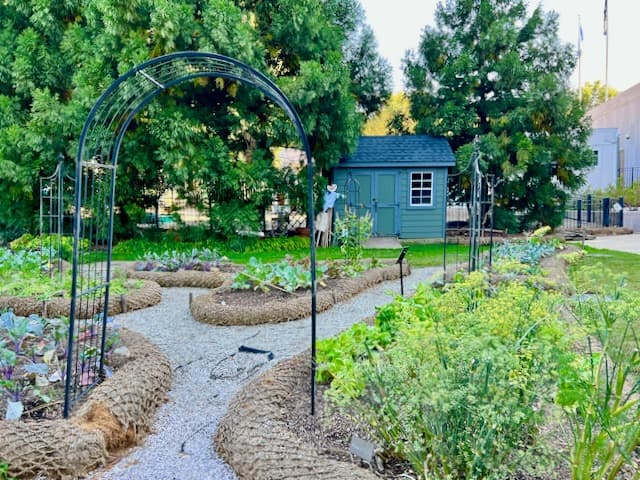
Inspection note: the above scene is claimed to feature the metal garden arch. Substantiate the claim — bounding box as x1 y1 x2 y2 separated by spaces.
65 52 318 417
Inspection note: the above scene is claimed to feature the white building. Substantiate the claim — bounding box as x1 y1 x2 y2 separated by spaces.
588 83 640 186
586 127 619 190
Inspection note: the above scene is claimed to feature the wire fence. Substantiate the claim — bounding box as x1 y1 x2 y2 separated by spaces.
138 190 307 236
562 194 624 231
617 167 640 187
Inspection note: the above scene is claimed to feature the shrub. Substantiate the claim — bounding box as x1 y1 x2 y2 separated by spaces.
558 276 640 480
319 273 569 479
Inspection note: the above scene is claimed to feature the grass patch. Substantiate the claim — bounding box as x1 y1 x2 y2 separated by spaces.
110 235 470 268
569 245 640 377
569 245 640 290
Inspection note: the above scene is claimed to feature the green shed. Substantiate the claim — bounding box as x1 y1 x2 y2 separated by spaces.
331 135 455 239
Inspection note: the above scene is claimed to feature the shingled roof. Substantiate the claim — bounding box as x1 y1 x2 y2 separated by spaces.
338 135 456 168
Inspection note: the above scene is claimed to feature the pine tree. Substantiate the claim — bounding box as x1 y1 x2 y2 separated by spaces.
405 0 594 230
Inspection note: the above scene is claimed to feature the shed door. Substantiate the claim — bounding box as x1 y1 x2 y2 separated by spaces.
374 172 399 236
352 173 372 219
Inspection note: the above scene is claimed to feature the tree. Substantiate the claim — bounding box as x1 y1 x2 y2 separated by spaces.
404 0 594 230
580 80 618 111
363 92 416 135
0 0 391 241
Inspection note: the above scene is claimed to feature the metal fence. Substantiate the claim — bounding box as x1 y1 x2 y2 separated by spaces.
617 167 640 187
562 194 624 231
139 189 307 236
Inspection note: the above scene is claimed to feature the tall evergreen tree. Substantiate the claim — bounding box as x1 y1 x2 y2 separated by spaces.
0 0 390 240
404 0 594 230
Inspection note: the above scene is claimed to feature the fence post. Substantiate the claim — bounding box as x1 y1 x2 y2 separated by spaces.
618 196 624 227
576 199 582 228
602 197 610 227
586 194 592 223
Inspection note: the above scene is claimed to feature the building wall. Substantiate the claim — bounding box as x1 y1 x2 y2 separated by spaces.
589 83 640 180
585 127 619 190
398 167 448 239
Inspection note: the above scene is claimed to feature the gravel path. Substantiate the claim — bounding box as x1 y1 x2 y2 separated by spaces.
87 266 440 480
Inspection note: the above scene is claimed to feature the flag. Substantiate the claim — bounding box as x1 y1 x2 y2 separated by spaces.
604 0 608 35
578 19 584 57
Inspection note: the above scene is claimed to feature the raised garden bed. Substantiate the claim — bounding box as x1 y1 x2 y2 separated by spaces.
190 261 409 325
0 329 171 479
125 248 234 288
126 269 229 289
216 240 640 480
215 354 378 480
0 279 162 319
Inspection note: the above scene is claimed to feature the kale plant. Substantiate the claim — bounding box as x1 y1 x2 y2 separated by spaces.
0 311 121 421
135 248 225 272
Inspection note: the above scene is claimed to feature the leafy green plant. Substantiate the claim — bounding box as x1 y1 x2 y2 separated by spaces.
135 248 225 272
334 207 372 274
320 272 569 479
9 233 89 262
493 226 558 275
0 311 121 421
0 247 141 300
0 462 16 480
231 257 326 293
316 322 392 401
558 278 640 480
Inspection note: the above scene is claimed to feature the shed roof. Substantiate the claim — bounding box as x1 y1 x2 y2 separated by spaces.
337 135 456 168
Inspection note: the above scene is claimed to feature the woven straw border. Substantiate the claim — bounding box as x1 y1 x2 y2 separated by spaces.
215 354 377 480
0 329 171 480
0 280 162 319
127 269 227 288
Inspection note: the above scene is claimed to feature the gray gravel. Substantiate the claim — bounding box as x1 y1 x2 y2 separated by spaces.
87 267 440 480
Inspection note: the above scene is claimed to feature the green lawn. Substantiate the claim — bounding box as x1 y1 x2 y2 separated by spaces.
569 245 640 291
569 245 640 370
110 236 471 268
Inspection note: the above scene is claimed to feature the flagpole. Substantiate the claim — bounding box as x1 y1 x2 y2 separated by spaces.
578 15 582 102
604 0 609 101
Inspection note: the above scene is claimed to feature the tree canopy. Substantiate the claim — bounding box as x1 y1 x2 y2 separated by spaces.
580 80 618 111
0 0 391 240
363 92 416 136
404 0 594 230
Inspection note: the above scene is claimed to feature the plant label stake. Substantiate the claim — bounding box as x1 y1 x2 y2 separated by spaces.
396 247 408 296
350 435 375 465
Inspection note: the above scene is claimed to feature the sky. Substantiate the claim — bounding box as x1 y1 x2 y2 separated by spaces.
359 0 640 94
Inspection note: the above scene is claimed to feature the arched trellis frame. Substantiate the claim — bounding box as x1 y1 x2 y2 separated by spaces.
65 52 318 417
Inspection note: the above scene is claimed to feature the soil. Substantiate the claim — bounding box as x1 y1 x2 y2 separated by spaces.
281 375 412 478
206 276 358 309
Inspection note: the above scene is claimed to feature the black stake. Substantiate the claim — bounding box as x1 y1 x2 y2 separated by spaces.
396 247 408 297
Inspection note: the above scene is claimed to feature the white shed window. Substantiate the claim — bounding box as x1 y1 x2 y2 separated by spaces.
410 171 433 206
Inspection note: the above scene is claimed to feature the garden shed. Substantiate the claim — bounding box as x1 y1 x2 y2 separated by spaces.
332 135 456 239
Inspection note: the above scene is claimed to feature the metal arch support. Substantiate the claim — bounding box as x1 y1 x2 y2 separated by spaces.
66 52 319 417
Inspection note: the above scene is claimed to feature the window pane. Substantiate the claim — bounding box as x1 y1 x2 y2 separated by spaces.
410 171 432 205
